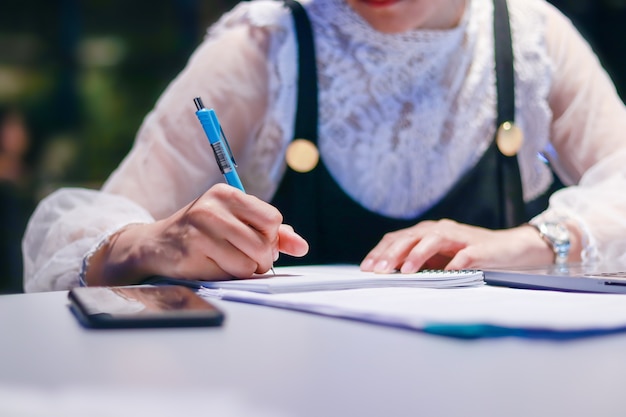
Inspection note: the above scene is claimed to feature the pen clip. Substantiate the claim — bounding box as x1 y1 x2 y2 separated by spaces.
219 126 237 167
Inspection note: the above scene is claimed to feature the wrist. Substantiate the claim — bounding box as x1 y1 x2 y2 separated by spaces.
84 223 153 287
516 224 556 265
526 220 583 265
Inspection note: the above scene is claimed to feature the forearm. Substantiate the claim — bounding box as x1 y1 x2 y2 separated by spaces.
23 188 155 292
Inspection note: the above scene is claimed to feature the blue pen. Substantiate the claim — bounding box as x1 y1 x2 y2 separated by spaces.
193 96 275 274
193 96 245 191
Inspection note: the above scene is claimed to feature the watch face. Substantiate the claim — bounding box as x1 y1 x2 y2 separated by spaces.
543 223 569 244
538 222 571 265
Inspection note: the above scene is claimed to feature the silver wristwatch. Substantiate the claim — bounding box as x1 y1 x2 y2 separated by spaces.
534 222 571 265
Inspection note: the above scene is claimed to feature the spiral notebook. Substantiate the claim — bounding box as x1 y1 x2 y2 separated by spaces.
147 265 484 294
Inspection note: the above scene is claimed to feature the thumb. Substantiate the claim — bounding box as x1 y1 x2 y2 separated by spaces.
277 224 309 258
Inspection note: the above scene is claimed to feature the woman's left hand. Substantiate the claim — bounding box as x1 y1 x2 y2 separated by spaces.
360 219 558 273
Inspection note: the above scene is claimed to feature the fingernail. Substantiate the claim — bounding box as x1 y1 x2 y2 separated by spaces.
273 249 279 261
374 260 389 273
360 258 374 271
400 261 415 274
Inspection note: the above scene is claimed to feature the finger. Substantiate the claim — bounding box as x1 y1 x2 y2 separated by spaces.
374 226 443 273
399 232 448 273
400 227 472 273
221 210 277 272
187 213 273 277
445 247 480 270
191 190 277 272
372 234 421 273
168 236 258 281
194 231 260 279
421 253 453 270
360 232 404 272
360 221 439 272
228 235 275 274
222 192 285 270
277 224 309 258
220 186 283 238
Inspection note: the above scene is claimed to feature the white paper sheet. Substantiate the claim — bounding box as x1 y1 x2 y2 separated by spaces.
199 282 626 338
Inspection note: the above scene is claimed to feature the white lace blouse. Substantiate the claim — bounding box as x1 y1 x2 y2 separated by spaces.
23 0 626 291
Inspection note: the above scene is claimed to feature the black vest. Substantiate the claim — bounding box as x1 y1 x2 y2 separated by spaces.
271 0 561 265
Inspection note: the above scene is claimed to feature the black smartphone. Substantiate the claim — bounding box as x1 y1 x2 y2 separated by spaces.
68 285 225 329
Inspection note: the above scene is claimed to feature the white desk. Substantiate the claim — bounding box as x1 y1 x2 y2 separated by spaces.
2 290 626 417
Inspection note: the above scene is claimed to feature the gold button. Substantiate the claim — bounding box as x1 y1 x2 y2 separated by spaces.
496 121 524 157
285 138 319 173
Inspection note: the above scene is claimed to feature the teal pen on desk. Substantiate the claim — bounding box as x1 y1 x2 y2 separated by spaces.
193 96 245 191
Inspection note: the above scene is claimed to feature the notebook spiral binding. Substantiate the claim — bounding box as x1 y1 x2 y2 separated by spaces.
418 269 482 274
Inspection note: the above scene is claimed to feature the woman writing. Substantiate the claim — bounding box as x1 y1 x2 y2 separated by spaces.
23 0 626 291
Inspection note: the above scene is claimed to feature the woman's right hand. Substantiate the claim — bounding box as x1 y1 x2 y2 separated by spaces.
85 183 309 286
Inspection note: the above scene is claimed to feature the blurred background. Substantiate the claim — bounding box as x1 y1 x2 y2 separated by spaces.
1 0 625 294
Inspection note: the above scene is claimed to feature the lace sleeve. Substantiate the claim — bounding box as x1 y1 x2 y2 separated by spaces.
22 1 292 292
22 189 154 292
537 3 626 263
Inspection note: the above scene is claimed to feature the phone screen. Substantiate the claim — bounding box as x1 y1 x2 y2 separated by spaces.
69 285 224 328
